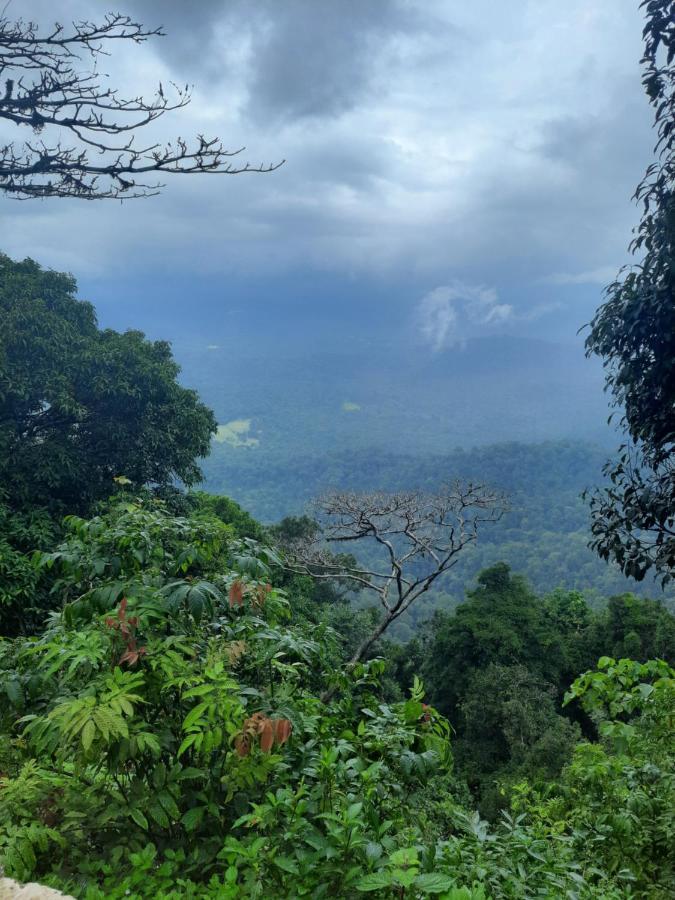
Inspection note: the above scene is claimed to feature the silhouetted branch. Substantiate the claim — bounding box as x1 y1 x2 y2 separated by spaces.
284 484 507 700
0 13 283 199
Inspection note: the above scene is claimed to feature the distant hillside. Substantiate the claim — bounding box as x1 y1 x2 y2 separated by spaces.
200 440 675 637
177 335 614 459
174 334 670 633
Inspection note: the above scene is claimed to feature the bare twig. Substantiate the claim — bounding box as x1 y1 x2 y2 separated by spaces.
0 13 283 199
283 485 507 701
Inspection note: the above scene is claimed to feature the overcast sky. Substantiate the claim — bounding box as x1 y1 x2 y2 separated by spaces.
0 0 654 352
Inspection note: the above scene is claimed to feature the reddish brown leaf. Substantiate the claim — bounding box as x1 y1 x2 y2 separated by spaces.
260 719 274 753
118 598 128 619
234 734 250 757
248 712 266 734
119 648 139 667
273 719 292 746
229 581 244 608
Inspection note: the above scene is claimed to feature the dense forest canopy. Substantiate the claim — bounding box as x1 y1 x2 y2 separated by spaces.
0 252 217 513
0 2 674 899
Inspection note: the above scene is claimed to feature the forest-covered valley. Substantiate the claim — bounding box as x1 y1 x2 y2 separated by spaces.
1 3 675 899
201 440 675 636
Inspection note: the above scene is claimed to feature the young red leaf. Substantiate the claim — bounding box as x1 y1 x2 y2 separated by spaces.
119 648 139 666
260 719 274 753
234 734 250 757
229 581 244 608
273 719 292 746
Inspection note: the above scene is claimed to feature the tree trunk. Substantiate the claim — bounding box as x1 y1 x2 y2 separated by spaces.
320 610 394 703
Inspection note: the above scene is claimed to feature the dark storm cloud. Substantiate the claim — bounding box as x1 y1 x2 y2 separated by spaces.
127 0 240 80
0 0 657 345
129 0 433 125
240 1 424 123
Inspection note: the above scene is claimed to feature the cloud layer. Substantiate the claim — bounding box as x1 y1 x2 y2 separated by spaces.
0 0 655 341
418 283 513 351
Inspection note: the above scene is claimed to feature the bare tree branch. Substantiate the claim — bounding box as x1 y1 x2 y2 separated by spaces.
282 484 507 701
0 13 283 199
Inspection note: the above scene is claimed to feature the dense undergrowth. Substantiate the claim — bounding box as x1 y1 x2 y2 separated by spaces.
0 499 673 898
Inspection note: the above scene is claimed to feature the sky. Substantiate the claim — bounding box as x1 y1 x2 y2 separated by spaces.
0 0 655 354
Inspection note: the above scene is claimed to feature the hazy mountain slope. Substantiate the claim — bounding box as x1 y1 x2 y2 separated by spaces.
174 333 673 629
178 335 613 459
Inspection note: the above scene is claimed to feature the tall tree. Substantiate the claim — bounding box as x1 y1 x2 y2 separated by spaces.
585 0 675 583
0 12 281 199
285 487 505 699
422 564 564 720
0 252 217 512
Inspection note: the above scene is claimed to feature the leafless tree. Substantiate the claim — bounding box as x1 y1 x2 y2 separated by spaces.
0 12 282 199
284 484 506 699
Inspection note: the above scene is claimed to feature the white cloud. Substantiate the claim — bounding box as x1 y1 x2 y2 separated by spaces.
417 282 513 351
543 266 620 286
521 300 565 321
417 287 459 351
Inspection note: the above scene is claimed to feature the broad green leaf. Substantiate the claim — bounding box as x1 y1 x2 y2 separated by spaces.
355 873 393 892
414 873 457 894
81 719 96 751
182 701 209 731
129 808 149 830
274 856 299 874
181 806 205 832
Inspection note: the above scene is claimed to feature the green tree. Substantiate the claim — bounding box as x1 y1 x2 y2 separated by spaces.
590 592 675 663
585 0 675 583
458 664 579 818
422 564 564 721
192 492 266 542
0 252 217 514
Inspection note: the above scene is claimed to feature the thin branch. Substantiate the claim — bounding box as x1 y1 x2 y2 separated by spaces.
0 13 283 199
281 485 507 702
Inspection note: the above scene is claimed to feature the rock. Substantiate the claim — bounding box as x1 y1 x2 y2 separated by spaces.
0 879 75 900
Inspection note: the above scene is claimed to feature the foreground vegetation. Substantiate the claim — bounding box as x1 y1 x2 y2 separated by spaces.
0 497 673 898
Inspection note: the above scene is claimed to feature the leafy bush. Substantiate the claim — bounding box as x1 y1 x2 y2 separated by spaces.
1 500 673 898
0 501 452 897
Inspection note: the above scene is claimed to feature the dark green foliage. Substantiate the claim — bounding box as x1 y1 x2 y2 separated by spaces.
0 497 57 636
0 501 673 897
458 664 580 818
415 563 675 819
0 253 216 514
600 592 675 661
585 1 675 584
422 565 564 720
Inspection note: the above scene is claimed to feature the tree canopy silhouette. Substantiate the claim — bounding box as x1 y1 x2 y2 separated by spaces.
586 0 675 583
